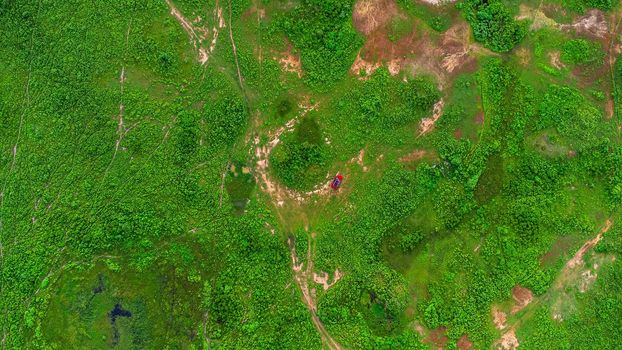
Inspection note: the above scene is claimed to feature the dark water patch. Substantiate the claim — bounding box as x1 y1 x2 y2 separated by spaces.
92 273 105 295
109 303 132 346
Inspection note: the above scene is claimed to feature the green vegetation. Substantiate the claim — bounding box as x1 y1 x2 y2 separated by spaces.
460 0 529 52
2 1 622 349
561 39 604 66
278 0 363 89
271 116 330 191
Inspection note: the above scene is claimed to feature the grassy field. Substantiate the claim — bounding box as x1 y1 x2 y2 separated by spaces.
2 0 622 349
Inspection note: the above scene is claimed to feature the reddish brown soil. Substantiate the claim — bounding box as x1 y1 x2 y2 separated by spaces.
565 219 612 269
453 129 463 139
492 306 507 330
351 0 478 83
423 326 449 347
457 334 473 350
474 111 485 125
511 285 534 314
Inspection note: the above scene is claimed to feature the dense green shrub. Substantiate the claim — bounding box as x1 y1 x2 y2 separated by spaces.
279 0 363 89
271 117 329 191
460 0 528 52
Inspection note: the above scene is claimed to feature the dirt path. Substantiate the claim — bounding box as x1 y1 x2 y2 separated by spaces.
492 219 614 347
165 0 225 65
564 219 611 269
228 0 244 91
288 235 343 350
252 100 328 208
418 99 444 136
104 20 132 175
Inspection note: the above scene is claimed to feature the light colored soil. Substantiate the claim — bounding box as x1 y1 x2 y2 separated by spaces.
562 9 608 39
515 47 531 67
418 99 444 136
550 220 614 321
606 95 614 119
352 0 398 36
439 22 475 74
351 1 480 85
492 306 507 330
351 52 382 79
548 51 565 70
165 0 225 65
566 219 611 269
510 285 533 314
497 328 519 350
288 235 343 350
419 0 456 4
457 334 473 350
276 41 303 78
253 99 331 208
579 269 598 292
313 269 344 290
348 149 369 171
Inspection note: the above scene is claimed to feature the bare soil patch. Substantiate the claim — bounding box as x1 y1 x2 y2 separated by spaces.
457 334 473 350
423 326 449 348
510 285 533 314
515 47 531 66
351 0 479 84
288 235 343 350
419 0 456 4
497 328 519 350
566 219 611 269
276 40 303 78
562 10 608 39
348 148 369 172
351 52 382 79
313 269 344 290
419 99 444 136
352 0 398 36
548 51 565 70
492 306 507 330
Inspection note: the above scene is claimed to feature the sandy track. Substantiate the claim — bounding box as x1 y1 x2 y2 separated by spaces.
288 236 343 350
165 0 225 65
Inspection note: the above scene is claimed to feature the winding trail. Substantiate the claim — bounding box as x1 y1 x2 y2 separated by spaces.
288 235 343 350
104 19 132 176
